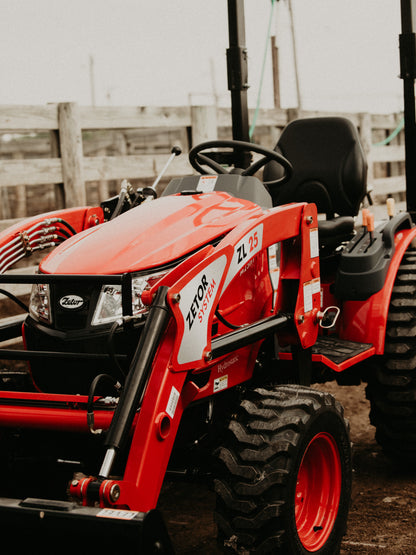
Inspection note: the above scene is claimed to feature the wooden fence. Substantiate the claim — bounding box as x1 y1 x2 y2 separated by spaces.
0 103 406 224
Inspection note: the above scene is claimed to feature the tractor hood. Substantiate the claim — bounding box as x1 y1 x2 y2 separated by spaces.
40 192 263 275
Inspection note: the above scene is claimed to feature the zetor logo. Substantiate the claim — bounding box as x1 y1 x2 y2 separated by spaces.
59 294 84 310
185 274 217 331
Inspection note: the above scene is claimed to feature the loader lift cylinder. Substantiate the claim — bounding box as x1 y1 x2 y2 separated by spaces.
101 286 171 478
400 0 416 220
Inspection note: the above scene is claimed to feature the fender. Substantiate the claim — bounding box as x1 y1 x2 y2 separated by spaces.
340 225 416 352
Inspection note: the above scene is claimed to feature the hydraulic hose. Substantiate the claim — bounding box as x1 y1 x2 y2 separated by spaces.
110 180 129 220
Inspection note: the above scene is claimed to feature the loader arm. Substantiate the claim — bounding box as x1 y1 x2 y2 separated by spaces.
78 201 321 512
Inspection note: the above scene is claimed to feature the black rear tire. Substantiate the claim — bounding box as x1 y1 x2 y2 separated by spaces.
214 384 351 554
366 247 416 462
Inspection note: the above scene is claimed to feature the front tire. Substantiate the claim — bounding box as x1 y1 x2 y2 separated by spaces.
214 385 352 554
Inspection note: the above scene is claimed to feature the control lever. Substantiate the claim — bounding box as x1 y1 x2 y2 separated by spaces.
149 145 182 193
387 197 395 219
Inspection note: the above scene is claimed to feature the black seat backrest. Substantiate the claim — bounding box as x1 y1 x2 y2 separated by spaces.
263 117 367 218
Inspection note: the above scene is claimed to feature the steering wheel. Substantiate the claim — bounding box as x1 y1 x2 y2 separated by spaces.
188 139 293 187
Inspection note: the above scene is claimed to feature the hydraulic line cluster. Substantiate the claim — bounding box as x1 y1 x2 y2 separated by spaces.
0 218 76 274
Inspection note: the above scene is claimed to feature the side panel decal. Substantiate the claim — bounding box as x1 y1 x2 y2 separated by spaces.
175 254 228 365
223 223 263 291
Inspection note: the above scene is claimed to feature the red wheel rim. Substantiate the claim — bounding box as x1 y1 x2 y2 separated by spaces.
295 432 342 552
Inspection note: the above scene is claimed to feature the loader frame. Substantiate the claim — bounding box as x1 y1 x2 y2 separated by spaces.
0 201 320 511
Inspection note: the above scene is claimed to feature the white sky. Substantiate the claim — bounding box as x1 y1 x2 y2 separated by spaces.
0 0 404 113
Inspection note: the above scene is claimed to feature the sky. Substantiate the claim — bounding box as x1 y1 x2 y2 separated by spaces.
0 0 404 114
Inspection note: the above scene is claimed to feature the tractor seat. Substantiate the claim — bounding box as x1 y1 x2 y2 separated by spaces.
263 117 367 250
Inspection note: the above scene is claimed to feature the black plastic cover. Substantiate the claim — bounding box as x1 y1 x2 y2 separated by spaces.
162 174 273 209
334 212 413 300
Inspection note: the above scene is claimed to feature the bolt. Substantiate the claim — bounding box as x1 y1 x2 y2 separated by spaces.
204 351 213 362
172 293 181 304
306 216 314 225
298 314 304 324
109 483 121 503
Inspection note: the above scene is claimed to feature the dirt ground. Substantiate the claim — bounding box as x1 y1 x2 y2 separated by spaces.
159 382 416 554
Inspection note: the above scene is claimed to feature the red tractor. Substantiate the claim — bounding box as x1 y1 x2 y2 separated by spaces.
0 1 414 554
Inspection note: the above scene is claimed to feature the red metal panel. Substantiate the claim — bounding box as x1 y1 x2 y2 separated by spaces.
340 226 416 352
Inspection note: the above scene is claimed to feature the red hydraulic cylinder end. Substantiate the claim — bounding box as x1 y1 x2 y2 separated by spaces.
70 477 121 507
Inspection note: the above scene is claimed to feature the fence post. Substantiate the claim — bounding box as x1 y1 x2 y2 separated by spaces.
358 112 374 186
13 152 27 218
287 108 301 123
50 130 65 209
58 102 86 207
190 105 218 147
97 147 110 201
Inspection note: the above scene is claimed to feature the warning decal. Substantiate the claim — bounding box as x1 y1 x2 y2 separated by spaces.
196 175 218 192
97 509 139 520
303 277 320 313
166 386 180 418
213 374 228 393
310 228 319 259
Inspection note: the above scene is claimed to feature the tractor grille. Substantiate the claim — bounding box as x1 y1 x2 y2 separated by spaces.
52 282 97 331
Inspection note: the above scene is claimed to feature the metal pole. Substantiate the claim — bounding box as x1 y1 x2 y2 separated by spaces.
271 36 281 109
400 0 416 219
89 54 96 107
288 0 302 110
227 0 251 166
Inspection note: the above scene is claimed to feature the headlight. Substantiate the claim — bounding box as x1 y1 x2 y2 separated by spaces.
91 272 166 326
29 283 52 324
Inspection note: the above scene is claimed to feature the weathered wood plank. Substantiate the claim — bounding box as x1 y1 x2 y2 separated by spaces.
371 113 404 129
0 104 408 213
0 105 58 130
79 106 192 130
0 154 192 187
246 108 288 128
373 176 405 196
191 105 218 146
58 102 86 206
0 152 407 189
82 154 192 182
0 104 403 134
0 159 62 186
371 145 405 163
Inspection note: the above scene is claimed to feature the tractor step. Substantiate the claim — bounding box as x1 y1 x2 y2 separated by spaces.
279 336 375 372
311 336 373 364
0 497 174 554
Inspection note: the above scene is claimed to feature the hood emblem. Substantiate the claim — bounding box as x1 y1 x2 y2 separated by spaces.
59 294 84 310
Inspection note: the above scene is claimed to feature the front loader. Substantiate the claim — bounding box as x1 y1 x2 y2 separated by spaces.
0 1 415 554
